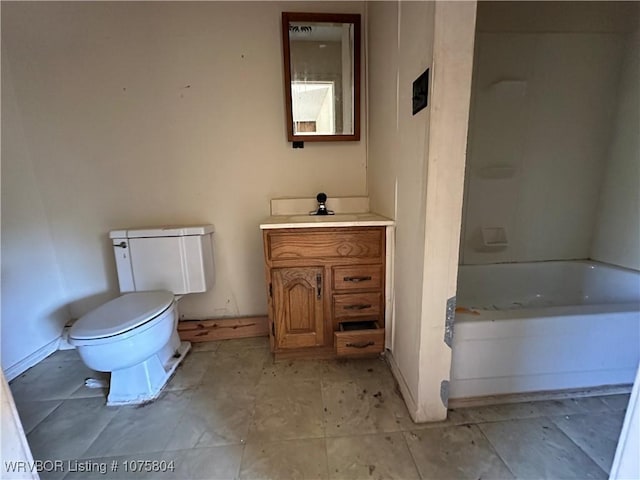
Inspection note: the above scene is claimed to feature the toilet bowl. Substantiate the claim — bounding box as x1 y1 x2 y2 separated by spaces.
69 290 190 406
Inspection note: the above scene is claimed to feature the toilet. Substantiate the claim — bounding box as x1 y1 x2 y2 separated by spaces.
69 225 214 406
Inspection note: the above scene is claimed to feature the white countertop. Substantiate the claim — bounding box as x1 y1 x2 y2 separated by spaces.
260 212 395 230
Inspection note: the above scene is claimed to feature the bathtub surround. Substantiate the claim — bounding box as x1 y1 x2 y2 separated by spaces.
460 2 638 266
591 26 640 271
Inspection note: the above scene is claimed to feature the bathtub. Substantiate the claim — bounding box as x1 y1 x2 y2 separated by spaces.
450 261 640 399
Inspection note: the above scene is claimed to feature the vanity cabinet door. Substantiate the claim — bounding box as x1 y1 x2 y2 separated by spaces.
272 267 325 349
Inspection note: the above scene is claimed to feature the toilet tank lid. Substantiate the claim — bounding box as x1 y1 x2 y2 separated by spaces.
110 224 214 239
69 291 175 340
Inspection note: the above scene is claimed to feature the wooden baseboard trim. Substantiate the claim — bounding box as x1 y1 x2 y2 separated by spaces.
178 316 269 342
448 383 633 409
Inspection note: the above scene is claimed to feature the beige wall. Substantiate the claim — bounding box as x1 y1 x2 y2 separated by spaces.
1 51 70 372
368 1 476 421
460 2 631 265
368 0 435 413
591 26 640 271
1 1 366 371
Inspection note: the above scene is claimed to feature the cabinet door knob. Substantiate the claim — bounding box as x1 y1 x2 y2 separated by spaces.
316 273 322 299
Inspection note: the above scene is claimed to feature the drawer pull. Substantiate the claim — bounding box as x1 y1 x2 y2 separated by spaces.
344 304 372 311
346 341 375 349
343 275 372 283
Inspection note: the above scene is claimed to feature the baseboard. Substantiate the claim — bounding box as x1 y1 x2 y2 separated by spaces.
385 350 421 422
449 383 633 409
178 316 269 342
4 337 61 381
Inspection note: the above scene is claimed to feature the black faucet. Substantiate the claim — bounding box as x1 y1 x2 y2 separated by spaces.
310 192 335 215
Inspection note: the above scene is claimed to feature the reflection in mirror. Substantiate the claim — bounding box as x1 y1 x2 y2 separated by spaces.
282 13 360 142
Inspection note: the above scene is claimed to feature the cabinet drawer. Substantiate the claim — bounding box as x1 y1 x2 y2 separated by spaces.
333 292 381 318
267 229 383 261
335 321 384 357
333 265 383 291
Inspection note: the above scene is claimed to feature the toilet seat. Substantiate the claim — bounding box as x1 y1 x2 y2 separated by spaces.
70 291 174 342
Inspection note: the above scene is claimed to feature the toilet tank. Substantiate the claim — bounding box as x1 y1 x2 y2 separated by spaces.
110 225 214 294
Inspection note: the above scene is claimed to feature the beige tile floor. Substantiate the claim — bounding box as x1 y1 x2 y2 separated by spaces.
9 337 629 480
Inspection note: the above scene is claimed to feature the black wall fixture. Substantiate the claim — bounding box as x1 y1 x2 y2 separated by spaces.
412 68 430 115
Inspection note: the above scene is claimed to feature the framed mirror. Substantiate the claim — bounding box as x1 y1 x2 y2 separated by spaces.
282 12 361 142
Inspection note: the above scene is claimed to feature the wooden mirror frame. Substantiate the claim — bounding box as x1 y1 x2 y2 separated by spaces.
282 12 361 142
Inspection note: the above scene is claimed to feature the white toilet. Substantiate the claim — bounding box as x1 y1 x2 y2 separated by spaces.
69 225 214 406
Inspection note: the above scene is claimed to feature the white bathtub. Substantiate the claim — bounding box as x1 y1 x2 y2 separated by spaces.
450 261 640 399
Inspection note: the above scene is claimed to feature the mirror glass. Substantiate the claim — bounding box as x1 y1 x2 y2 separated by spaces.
282 13 361 141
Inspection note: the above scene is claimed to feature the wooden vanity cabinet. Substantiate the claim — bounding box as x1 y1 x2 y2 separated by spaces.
262 227 386 359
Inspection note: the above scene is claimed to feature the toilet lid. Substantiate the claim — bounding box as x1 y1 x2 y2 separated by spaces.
70 291 174 340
